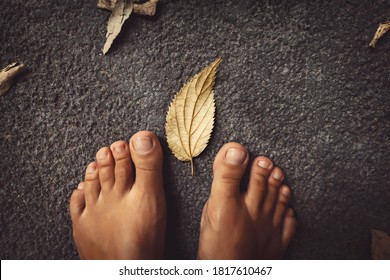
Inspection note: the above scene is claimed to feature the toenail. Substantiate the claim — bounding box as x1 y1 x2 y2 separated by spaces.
225 148 246 165
134 137 153 153
258 159 270 169
87 165 96 173
113 143 125 153
97 150 109 159
281 187 290 197
77 182 84 190
273 169 283 180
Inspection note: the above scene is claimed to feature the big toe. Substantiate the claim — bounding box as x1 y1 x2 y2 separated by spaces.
129 131 163 191
210 142 249 200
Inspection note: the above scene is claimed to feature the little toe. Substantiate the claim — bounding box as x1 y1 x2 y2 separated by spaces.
210 142 249 200
262 167 284 216
281 208 297 250
245 156 273 213
69 182 86 222
96 147 115 194
110 141 133 193
84 162 101 205
273 185 291 230
129 131 163 191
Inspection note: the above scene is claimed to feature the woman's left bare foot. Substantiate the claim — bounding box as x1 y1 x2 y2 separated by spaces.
69 131 166 259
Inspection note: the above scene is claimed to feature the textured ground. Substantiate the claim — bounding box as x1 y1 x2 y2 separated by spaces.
0 0 389 259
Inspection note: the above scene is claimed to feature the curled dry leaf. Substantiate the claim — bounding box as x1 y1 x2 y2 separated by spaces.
0 62 27 96
98 0 158 54
103 0 134 55
371 229 390 260
165 58 222 176
369 21 390 48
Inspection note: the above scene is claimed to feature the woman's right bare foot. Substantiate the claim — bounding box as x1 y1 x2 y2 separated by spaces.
197 143 297 259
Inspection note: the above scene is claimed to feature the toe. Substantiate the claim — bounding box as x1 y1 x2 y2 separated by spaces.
84 162 101 205
245 156 273 214
69 183 86 221
281 208 297 250
96 147 115 194
110 141 133 193
210 142 248 200
262 167 284 216
129 131 163 191
272 185 291 230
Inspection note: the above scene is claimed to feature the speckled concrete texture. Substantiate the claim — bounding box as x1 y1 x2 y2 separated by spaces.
0 0 389 259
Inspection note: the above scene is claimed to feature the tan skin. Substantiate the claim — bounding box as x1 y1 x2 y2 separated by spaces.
70 131 296 259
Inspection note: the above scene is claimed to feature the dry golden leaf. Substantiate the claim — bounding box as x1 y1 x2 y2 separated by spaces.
0 62 27 96
165 58 222 176
369 21 390 48
98 0 158 54
371 229 390 260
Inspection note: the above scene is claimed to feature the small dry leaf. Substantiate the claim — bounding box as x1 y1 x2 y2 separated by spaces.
98 0 158 54
369 21 390 48
0 62 27 96
165 58 222 176
133 0 158 16
97 0 117 10
371 229 390 260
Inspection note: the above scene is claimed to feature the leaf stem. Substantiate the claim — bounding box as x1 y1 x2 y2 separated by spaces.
191 158 194 176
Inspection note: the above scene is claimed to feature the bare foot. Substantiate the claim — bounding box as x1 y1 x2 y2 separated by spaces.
197 143 297 259
69 131 166 259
